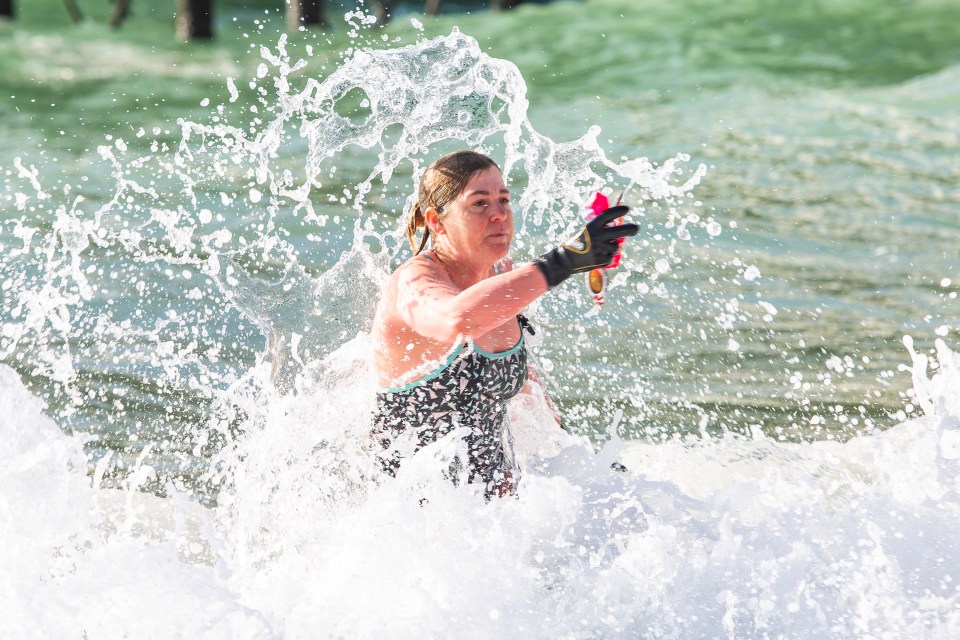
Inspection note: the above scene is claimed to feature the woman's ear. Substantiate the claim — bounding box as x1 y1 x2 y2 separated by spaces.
424 206 443 235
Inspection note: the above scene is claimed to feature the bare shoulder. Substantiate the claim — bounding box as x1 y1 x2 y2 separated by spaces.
373 258 430 343
393 253 448 287
377 254 453 326
392 254 462 306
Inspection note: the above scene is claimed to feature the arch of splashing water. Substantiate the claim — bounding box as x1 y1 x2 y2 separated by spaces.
177 28 704 223
174 27 708 374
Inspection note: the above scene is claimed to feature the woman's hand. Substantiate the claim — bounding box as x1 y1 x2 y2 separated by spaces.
534 206 638 288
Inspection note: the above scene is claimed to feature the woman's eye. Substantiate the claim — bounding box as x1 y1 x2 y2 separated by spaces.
500 198 511 207
473 200 488 209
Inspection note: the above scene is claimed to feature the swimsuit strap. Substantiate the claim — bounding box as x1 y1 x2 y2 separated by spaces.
517 313 535 336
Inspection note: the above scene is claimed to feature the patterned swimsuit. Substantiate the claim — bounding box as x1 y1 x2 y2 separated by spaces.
372 321 529 496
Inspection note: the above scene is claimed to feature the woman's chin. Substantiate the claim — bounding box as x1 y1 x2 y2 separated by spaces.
486 241 511 261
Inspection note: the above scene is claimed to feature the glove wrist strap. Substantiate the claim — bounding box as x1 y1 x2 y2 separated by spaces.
534 250 572 289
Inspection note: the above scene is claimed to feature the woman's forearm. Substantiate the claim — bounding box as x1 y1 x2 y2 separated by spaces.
447 263 548 338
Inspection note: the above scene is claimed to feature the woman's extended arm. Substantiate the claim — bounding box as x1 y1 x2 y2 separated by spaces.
393 205 639 345
394 261 548 344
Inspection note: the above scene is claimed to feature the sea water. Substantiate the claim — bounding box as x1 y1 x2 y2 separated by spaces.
2 0 960 637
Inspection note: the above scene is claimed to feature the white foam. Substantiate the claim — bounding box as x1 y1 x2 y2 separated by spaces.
4 338 960 637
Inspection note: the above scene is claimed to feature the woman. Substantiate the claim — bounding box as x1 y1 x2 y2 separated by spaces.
371 150 637 497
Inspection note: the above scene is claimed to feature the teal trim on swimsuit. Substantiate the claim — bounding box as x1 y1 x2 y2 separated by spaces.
382 343 467 394
473 333 524 359
380 333 525 394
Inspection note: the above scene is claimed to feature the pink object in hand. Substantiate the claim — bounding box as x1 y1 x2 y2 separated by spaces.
585 192 624 268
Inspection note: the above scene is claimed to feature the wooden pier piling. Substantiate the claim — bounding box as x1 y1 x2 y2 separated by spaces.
175 0 214 40
109 0 131 28
286 0 326 30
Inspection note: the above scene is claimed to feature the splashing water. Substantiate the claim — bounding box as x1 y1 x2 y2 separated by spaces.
3 22 960 638
4 333 960 637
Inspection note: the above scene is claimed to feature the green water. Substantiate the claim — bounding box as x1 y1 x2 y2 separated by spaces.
3 0 960 460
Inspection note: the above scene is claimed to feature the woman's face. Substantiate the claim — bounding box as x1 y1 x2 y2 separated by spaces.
437 166 513 265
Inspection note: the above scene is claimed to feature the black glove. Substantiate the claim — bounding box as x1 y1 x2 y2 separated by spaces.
534 206 639 288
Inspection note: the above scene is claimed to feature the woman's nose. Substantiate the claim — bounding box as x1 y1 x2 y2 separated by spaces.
490 201 509 221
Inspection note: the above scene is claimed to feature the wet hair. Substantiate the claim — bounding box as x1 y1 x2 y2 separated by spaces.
405 150 500 255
